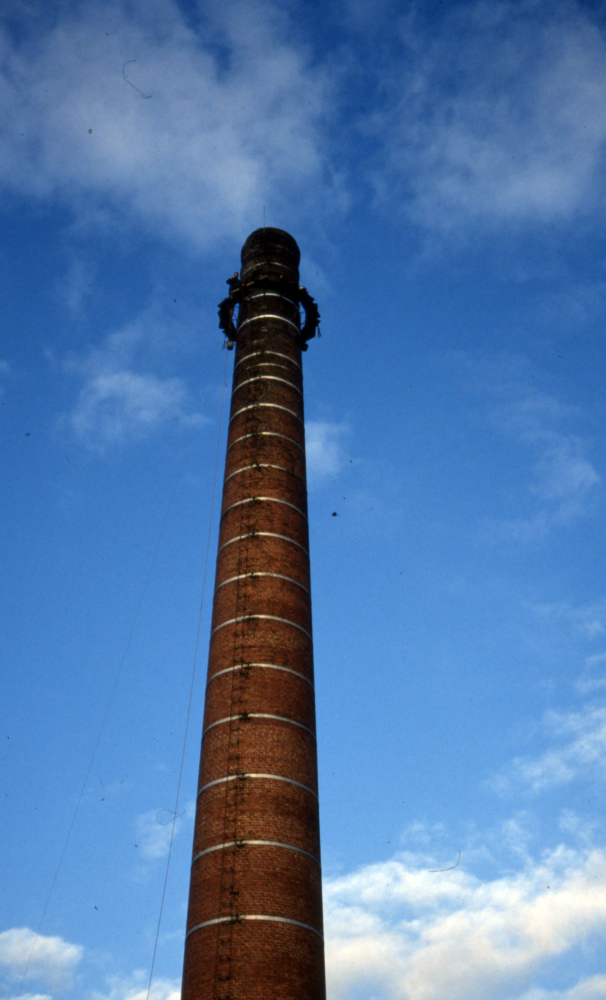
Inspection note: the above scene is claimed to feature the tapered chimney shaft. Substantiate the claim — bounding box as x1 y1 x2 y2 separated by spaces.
182 229 326 1000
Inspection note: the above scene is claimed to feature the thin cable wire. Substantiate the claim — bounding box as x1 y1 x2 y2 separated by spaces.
17 452 190 998
144 348 230 1000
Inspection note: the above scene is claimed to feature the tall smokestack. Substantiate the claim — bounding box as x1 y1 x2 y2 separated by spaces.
182 229 325 1000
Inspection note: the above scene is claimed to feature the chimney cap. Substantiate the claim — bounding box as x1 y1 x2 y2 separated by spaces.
241 228 301 271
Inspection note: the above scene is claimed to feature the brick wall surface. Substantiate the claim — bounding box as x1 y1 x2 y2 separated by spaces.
181 230 326 1000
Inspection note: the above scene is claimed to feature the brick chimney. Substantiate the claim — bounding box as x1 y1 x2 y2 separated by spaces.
181 228 325 1000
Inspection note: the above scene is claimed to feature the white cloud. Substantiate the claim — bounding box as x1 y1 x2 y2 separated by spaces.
0 927 83 991
92 974 180 1000
324 843 606 1000
63 307 207 449
380 1 606 232
135 800 194 860
490 597 606 793
305 420 349 481
495 703 606 793
460 355 601 541
576 653 606 695
497 431 600 542
519 976 606 1000
3 994 52 1000
0 0 338 248
70 369 203 448
534 599 606 640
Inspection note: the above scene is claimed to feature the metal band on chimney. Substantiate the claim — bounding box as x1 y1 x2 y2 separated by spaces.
222 496 307 520
186 915 323 941
233 374 302 395
215 572 310 595
198 773 318 800
224 464 304 484
191 840 320 866
206 663 314 689
211 615 312 640
228 432 305 454
249 292 296 306
217 532 309 555
230 403 303 424
238 315 301 334
235 350 301 371
202 713 316 740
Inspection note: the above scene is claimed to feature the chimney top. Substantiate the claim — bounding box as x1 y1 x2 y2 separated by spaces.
242 227 300 266
240 228 300 285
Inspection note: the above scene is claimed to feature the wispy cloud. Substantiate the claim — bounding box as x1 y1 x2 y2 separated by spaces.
305 420 349 482
576 653 606 695
518 977 606 1000
91 974 180 1000
0 0 338 248
491 595 606 792
459 354 600 541
69 370 204 449
495 432 600 542
56 258 96 316
4 0 606 253
3 994 52 1000
135 800 194 861
533 598 606 640
378 0 606 233
324 842 606 1000
62 307 207 450
0 359 11 394
0 927 82 992
494 703 606 793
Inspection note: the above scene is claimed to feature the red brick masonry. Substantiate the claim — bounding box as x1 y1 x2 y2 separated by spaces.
182 230 326 1000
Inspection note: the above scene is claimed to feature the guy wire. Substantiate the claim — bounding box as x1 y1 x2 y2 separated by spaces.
17 450 188 997
144 347 230 1000
18 348 223 998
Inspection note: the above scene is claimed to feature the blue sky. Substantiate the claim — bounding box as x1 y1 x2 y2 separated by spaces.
3 0 606 998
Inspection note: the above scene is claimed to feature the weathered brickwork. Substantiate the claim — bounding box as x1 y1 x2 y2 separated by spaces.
203 669 316 733
192 779 321 858
187 848 323 927
208 621 313 681
186 923 325 1000
182 229 326 1000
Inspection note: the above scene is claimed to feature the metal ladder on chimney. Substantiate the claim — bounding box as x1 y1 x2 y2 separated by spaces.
214 391 265 999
